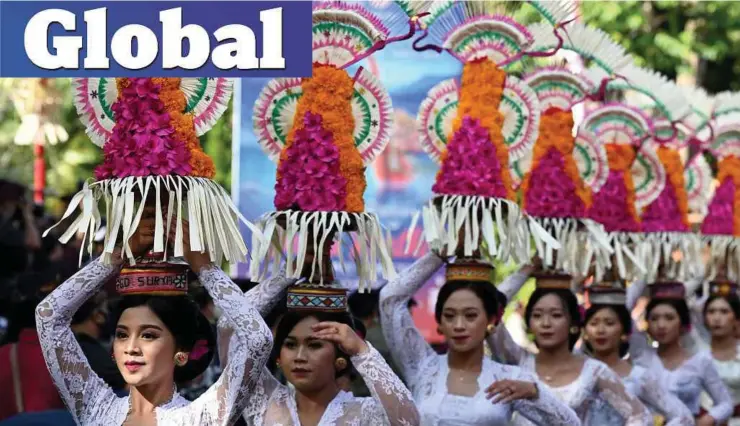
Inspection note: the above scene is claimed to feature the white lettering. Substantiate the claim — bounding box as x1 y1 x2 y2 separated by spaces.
111 24 158 70
160 8 210 70
25 9 82 69
83 8 109 69
212 25 258 70
259 7 285 69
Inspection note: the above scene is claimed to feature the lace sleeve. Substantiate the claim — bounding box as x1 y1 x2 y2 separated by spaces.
637 368 693 426
593 362 652 426
353 344 420 426
487 317 527 364
506 366 582 426
496 269 531 301
699 353 734 422
217 270 295 366
189 266 273 426
34 259 121 424
379 253 444 388
626 279 647 311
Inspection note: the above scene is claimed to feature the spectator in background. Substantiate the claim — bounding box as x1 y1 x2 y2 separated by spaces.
70 291 126 393
0 273 65 421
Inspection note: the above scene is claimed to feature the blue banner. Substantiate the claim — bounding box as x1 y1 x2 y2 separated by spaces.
0 1 312 77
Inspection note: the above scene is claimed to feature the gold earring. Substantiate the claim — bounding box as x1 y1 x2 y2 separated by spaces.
335 358 348 371
486 324 495 335
569 326 579 334
174 352 189 367
621 335 628 342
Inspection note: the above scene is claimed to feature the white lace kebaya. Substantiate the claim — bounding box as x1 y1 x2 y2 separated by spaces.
489 274 653 426
378 254 581 426
35 259 273 426
628 279 734 423
220 271 421 426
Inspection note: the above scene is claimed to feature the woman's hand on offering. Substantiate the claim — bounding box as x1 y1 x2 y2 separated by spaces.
485 379 539 404
311 321 369 356
128 213 156 259
175 219 212 273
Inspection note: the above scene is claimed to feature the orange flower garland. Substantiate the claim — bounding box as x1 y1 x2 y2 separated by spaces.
521 109 592 210
656 146 690 228
279 65 364 212
444 59 514 200
605 143 640 225
717 156 740 235
152 78 215 178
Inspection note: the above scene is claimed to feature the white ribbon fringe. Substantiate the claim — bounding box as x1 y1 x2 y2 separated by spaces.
409 195 530 264
704 235 740 282
43 176 261 266
527 217 613 279
249 210 396 292
636 232 703 283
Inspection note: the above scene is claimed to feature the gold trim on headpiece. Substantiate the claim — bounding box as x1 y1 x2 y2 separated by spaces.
534 273 572 290
286 285 348 312
709 281 738 298
446 263 494 283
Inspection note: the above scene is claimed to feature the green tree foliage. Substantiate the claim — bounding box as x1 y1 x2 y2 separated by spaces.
581 1 740 93
0 80 233 215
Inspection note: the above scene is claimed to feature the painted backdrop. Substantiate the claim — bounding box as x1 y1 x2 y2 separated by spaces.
232 17 461 344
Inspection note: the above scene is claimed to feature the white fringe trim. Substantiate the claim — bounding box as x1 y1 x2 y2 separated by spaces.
406 194 530 264
704 235 740 282
592 232 646 282
249 210 396 291
527 217 613 279
43 176 260 266
636 232 703 283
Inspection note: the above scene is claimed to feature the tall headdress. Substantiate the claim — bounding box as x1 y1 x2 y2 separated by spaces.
700 94 740 283
410 0 578 264
603 65 704 283
45 78 251 271
507 19 634 281
251 1 423 307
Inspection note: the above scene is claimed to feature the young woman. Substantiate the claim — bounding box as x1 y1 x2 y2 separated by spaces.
36 217 273 425
700 291 740 423
220 270 420 426
378 253 582 425
581 297 693 425
489 280 652 425
629 280 734 425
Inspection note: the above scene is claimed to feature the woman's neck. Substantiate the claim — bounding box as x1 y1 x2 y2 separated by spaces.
447 344 484 372
295 383 341 419
656 338 683 358
593 349 622 369
129 381 175 414
535 343 572 365
711 333 738 355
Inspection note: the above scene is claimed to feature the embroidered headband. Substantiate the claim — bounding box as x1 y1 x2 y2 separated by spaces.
445 262 494 283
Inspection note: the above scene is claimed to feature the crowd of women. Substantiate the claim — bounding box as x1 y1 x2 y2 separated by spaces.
31 1 740 425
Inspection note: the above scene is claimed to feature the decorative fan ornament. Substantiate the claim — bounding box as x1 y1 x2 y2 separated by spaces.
632 145 667 213
254 68 393 165
250 2 424 291
685 154 713 218
574 129 609 193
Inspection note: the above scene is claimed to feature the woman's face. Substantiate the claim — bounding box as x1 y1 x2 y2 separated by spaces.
279 316 339 393
705 298 737 338
438 288 492 353
113 306 177 387
529 293 571 350
584 307 624 356
647 303 682 345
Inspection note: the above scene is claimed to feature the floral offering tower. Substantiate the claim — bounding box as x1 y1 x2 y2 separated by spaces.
411 0 579 265
45 77 252 268
701 104 740 284
251 1 426 298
